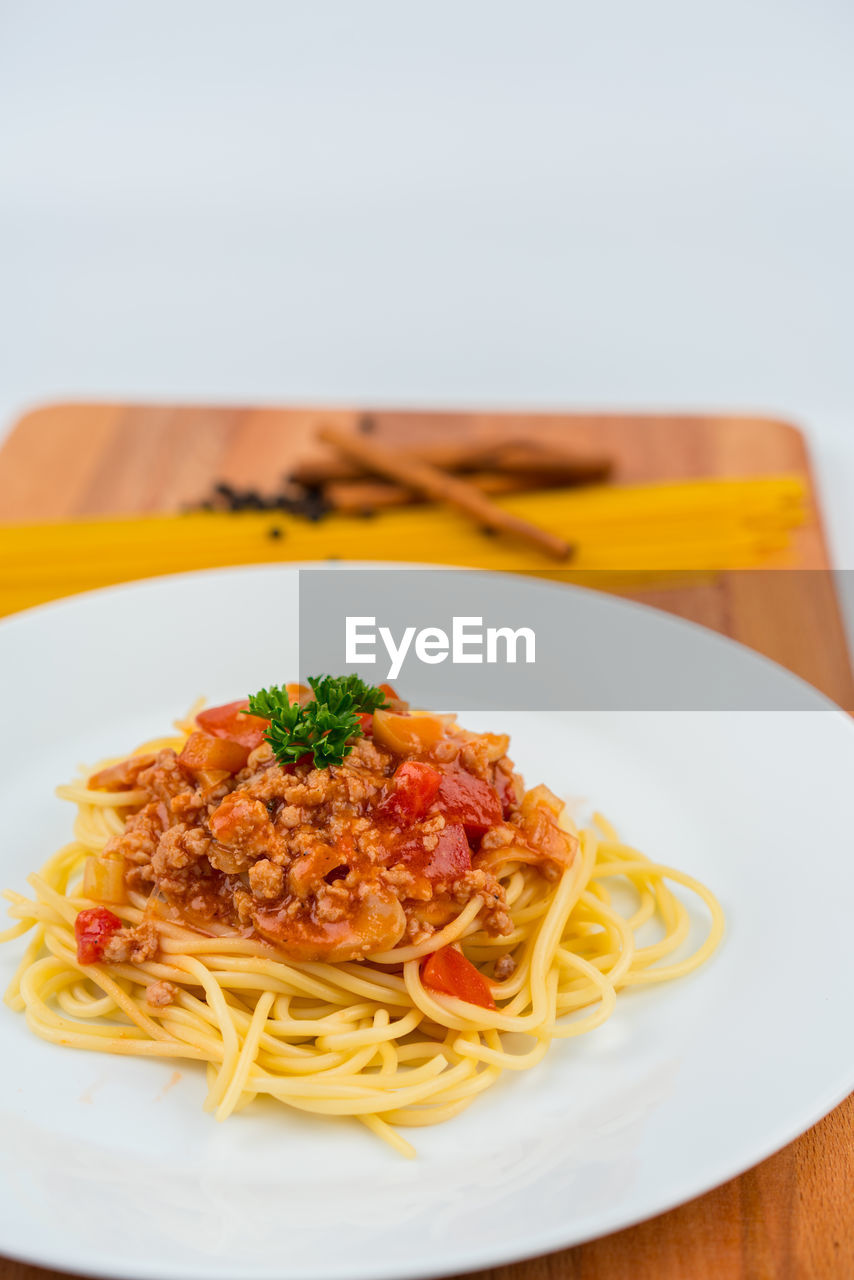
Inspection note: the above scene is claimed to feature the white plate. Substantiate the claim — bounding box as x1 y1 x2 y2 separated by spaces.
1 565 852 1280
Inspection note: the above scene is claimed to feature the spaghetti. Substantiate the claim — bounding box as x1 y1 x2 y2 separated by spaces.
1 694 723 1157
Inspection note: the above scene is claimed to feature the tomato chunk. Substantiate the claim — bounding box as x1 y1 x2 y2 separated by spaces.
75 906 122 965
395 821 471 883
377 761 442 826
356 711 374 735
179 730 250 775
378 682 409 712
422 945 496 1009
435 771 502 839
196 699 270 750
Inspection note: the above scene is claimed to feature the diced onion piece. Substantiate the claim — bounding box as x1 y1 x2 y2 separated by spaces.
455 730 510 762
195 768 230 791
179 731 250 775
83 854 127 904
519 784 576 869
88 755 155 791
520 783 564 820
373 709 446 755
481 732 510 761
414 710 458 728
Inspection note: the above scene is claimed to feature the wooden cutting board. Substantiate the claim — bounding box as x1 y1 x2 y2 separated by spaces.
0 402 852 1280
1 402 851 710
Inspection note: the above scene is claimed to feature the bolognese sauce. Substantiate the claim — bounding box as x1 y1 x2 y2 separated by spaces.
88 687 577 964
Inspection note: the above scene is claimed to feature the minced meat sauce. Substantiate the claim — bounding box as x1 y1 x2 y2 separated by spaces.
89 694 576 964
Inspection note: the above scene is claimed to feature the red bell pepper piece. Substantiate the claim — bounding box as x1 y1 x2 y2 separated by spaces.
494 768 518 819
75 906 122 965
435 770 502 839
196 699 270 750
377 761 442 826
421 945 496 1009
394 821 472 883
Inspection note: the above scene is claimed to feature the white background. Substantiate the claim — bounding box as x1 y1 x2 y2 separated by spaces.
1 0 852 570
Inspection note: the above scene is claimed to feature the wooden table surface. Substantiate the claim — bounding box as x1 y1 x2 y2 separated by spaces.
1 403 852 1280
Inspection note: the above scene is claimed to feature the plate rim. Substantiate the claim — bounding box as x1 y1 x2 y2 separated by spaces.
0 559 846 716
1 1058 853 1280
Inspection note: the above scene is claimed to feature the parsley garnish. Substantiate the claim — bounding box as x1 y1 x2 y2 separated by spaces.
246 675 389 770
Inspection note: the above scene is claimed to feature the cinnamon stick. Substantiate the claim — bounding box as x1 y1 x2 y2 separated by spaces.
317 426 573 560
325 470 576 514
291 439 611 488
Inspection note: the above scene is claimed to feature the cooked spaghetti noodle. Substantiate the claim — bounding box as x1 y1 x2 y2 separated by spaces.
1 693 723 1157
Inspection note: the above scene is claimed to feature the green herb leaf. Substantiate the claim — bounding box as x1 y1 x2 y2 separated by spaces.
306 674 389 716
245 675 389 770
